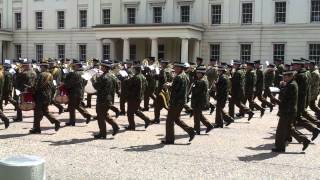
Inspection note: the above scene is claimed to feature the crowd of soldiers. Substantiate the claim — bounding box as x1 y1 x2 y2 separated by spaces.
0 56 320 153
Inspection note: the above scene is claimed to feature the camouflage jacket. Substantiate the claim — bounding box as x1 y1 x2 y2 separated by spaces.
127 72 147 101
191 77 209 109
34 71 54 105
170 72 188 107
310 69 320 100
93 71 115 105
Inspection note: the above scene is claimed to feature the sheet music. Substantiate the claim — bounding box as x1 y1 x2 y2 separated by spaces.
269 87 280 93
15 90 21 96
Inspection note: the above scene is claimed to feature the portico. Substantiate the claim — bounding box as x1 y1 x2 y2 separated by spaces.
93 24 204 62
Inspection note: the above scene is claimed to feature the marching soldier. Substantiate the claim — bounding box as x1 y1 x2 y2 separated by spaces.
119 61 134 115
30 61 60 134
1 62 15 110
254 60 274 112
229 60 254 120
92 60 120 139
274 59 284 88
64 60 92 126
263 63 278 105
162 62 196 144
291 59 320 139
244 62 265 117
153 59 172 124
142 57 157 111
14 60 37 122
0 64 10 129
48 59 64 114
272 70 310 152
206 59 218 114
126 62 152 130
86 58 99 108
215 65 234 128
308 60 320 117
191 65 214 134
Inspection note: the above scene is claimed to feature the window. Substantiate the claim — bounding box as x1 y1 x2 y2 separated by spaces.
273 44 285 62
158 45 165 59
129 44 136 60
309 44 320 64
57 11 65 29
57 44 65 59
210 44 220 61
180 6 190 23
15 44 22 59
127 8 136 24
15 13 22 30
103 44 110 60
242 3 253 24
240 44 251 62
211 4 222 25
0 13 2 29
79 44 87 61
36 44 43 61
275 2 286 23
311 0 320 22
35 12 43 29
102 9 111 25
79 10 87 28
153 7 162 23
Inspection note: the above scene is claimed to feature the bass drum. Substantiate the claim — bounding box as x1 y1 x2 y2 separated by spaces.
55 85 69 104
85 80 97 94
19 92 35 111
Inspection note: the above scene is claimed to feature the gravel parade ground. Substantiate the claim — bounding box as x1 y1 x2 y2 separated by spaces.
0 98 320 180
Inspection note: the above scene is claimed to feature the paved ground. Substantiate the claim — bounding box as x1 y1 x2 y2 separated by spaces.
0 97 320 180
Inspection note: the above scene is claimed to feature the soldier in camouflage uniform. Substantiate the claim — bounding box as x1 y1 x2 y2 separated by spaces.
14 60 37 122
142 57 157 111
1 62 15 111
274 59 284 88
30 61 60 134
253 60 274 112
191 66 214 134
85 58 99 108
48 59 64 114
126 62 152 130
0 64 10 129
162 62 196 144
291 59 320 140
119 61 134 115
64 60 92 126
308 60 320 117
263 64 278 106
215 65 234 128
272 70 311 152
229 61 254 121
92 60 120 139
244 62 265 117
153 59 172 124
206 59 218 114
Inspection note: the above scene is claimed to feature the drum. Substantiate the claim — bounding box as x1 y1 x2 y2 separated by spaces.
54 85 69 104
19 92 35 111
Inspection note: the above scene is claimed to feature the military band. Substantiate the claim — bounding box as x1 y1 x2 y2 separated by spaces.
1 55 320 153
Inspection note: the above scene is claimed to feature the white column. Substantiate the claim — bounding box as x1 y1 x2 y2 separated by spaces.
181 38 189 63
123 38 130 62
193 40 200 62
0 41 2 63
151 38 158 60
96 39 102 60
110 39 116 60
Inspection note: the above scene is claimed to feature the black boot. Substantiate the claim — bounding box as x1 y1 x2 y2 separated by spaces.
55 122 61 131
94 133 106 139
65 122 75 126
29 128 41 134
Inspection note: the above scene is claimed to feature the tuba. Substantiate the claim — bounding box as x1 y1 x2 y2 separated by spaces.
83 68 103 94
54 84 69 104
